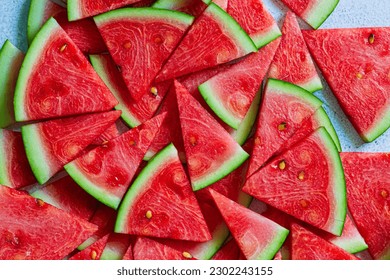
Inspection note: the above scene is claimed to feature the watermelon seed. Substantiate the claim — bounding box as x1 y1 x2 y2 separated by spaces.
150 87 158 96
356 72 364 79
368 33 375 44
254 136 261 145
299 199 309 208
278 160 286 170
145 210 153 219
298 171 305 181
123 41 132 49
35 198 45 207
182 251 192 259
278 122 287 131
154 36 163 44
90 250 98 260
189 136 197 146
59 44 67 52
129 140 136 146
116 65 122 73
381 189 389 199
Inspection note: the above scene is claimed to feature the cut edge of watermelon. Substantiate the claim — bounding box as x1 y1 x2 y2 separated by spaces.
193 223 230 260
251 23 282 50
206 3 257 54
21 124 53 185
297 75 323 94
304 0 340 29
332 235 368 255
192 148 249 191
89 54 141 128
14 18 60 122
0 131 11 187
363 105 390 143
67 0 83 22
27 0 58 44
313 107 342 152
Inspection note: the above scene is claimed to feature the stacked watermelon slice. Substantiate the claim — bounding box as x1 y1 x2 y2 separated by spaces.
0 0 389 260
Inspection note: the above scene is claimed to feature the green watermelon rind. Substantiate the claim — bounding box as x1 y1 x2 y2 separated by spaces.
94 7 195 30
313 107 342 152
21 124 52 185
304 0 339 29
115 143 178 233
0 40 23 129
206 3 257 53
14 18 61 122
331 234 368 254
297 74 323 94
64 161 121 210
256 227 289 260
67 0 83 21
0 130 11 187
251 23 282 50
363 106 390 143
89 54 141 128
230 88 262 145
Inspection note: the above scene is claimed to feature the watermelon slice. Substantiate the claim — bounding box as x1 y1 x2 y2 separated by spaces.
100 233 133 260
133 237 197 260
247 79 323 178
243 127 346 236
291 223 359 260
175 80 249 190
94 8 193 101
280 0 339 29
64 113 166 209
303 27 390 142
199 38 280 129
227 0 281 48
341 152 390 260
115 143 211 242
30 176 99 221
268 11 322 93
14 18 118 122
0 185 97 260
27 0 107 53
67 0 144 20
156 2 257 82
21 110 121 184
69 234 110 260
152 0 210 17
0 130 36 189
90 54 171 127
0 41 24 128
208 189 289 260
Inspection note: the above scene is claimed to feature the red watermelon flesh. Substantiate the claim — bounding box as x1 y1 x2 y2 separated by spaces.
280 0 339 29
244 127 346 236
122 243 134 260
30 176 99 221
100 233 133 260
115 144 211 242
156 2 257 82
0 130 36 189
90 54 170 128
21 110 121 185
64 113 166 209
175 80 249 190
94 8 194 101
0 185 97 260
227 0 281 48
268 11 322 93
211 238 242 260
199 38 280 129
303 27 390 142
69 233 109 260
152 0 209 17
291 223 359 260
14 18 118 122
89 123 120 147
247 79 322 178
133 237 197 260
209 189 289 260
341 152 390 260
67 0 144 20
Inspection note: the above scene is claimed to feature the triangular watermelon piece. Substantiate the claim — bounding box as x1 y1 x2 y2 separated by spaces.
0 41 24 128
175 80 249 190
156 2 257 82
115 143 211 242
67 0 143 20
100 233 133 260
133 237 197 260
14 18 118 122
152 0 210 17
280 0 339 29
0 129 36 189
90 54 171 128
227 0 281 48
65 113 166 209
69 234 110 260
30 176 99 221
341 152 390 260
247 79 323 178
208 188 289 260
291 223 359 260
244 127 346 236
268 11 322 93
21 110 121 184
0 185 97 260
303 27 390 142
199 38 280 129
94 8 193 101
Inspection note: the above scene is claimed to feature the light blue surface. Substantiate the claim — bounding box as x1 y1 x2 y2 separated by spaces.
0 0 389 152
